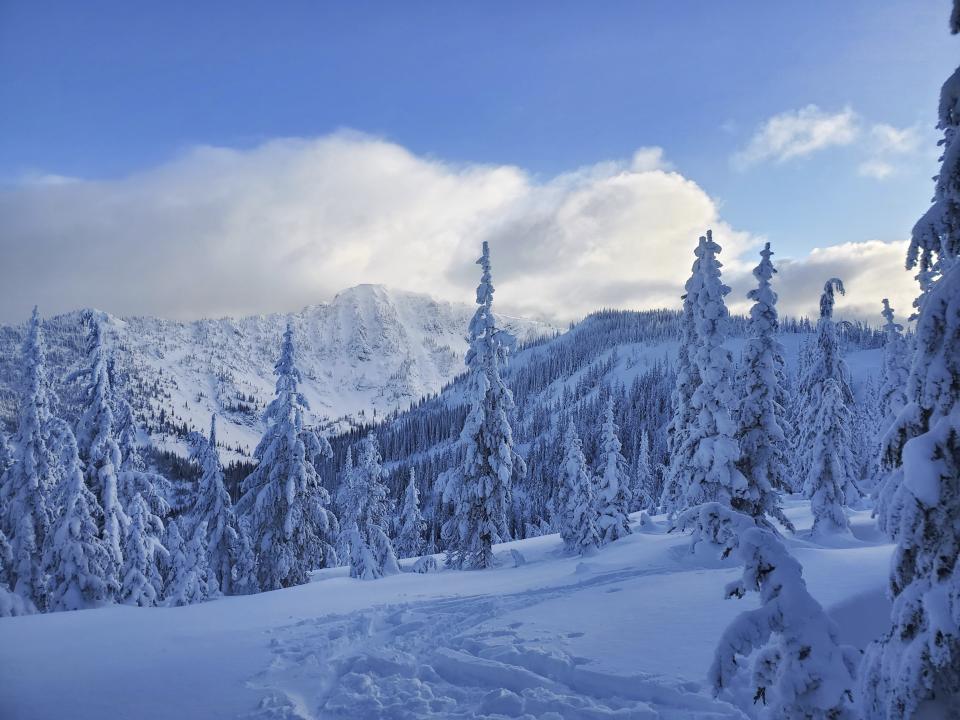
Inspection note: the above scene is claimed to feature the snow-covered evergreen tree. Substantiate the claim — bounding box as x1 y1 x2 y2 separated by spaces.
238 324 338 589
334 446 356 563
687 504 859 719
802 379 855 536
396 468 425 558
675 231 749 511
662 236 706 515
73 314 126 587
734 243 793 530
594 398 632 544
793 279 859 502
191 415 250 595
0 528 33 617
443 242 521 569
630 431 654 512
114 395 145 473
559 419 600 555
345 521 379 580
165 519 217 606
0 307 58 610
878 299 910 431
120 493 166 607
862 37 960 717
44 426 114 612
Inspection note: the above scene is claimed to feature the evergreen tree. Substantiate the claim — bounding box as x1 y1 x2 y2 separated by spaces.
630 431 654 512
862 36 960 716
690 504 859 719
443 242 521 569
0 307 58 610
803 380 855 536
191 415 250 595
340 434 398 578
165 519 217 606
793 279 859 502
73 314 126 587
334 446 356 564
675 231 749 511
662 236 706 515
0 528 33 617
734 243 793 530
559 419 600 555
44 426 114 612
396 468 425 558
594 398 632 544
120 493 166 607
238 324 338 589
878 299 910 431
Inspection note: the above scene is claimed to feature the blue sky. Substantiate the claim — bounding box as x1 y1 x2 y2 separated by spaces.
0 1 956 322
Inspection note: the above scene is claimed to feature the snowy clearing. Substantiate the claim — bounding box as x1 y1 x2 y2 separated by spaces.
0 497 891 720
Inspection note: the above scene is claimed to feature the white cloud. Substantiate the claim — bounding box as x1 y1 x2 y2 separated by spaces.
0 132 915 326
857 159 895 179
733 105 860 169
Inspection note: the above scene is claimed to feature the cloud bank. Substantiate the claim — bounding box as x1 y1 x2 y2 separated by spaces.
0 132 917 325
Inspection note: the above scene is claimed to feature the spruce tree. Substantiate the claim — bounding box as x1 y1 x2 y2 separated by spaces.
443 242 521 569
594 398 632 544
878 299 910 431
675 231 749 511
0 528 33 617
238 324 338 589
662 236 706 515
734 243 793 530
120 493 166 607
862 29 960 716
0 307 58 610
630 431 654 512
341 434 398 578
559 419 600 555
44 426 114 611
165 519 217 606
191 415 250 595
396 468 425 558
803 380 855 536
73 314 126 587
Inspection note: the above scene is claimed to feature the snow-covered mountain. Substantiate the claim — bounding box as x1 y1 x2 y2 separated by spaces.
0 284 557 458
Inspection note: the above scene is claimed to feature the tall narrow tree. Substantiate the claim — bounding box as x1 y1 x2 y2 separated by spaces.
676 231 748 511
0 307 58 610
191 415 251 595
734 243 793 530
443 242 521 569
862 24 960 716
396 468 425 558
559 419 600 555
239 324 338 589
594 397 632 544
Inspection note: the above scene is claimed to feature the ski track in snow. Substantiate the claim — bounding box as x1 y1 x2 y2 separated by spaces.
246 564 743 720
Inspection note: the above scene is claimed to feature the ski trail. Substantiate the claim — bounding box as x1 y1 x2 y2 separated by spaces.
245 563 746 719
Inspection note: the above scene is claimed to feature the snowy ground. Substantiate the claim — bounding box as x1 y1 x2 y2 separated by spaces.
0 498 891 720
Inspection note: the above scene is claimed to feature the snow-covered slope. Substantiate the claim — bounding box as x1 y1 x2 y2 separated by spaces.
0 285 557 458
0 497 892 719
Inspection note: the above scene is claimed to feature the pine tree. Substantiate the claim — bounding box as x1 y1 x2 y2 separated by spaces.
165 519 217 606
44 426 114 611
662 236 706 515
559 420 600 555
334 446 356 564
396 468 425 558
238 324 338 589
675 231 749 511
0 307 58 610
73 314 126 588
191 415 249 595
630 431 654 512
120 493 166 607
862 35 960 716
803 380 855 536
341 434 398 578
443 242 521 569
734 243 793 530
594 398 632 544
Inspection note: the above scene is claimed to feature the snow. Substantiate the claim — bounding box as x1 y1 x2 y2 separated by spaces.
0 497 892 719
